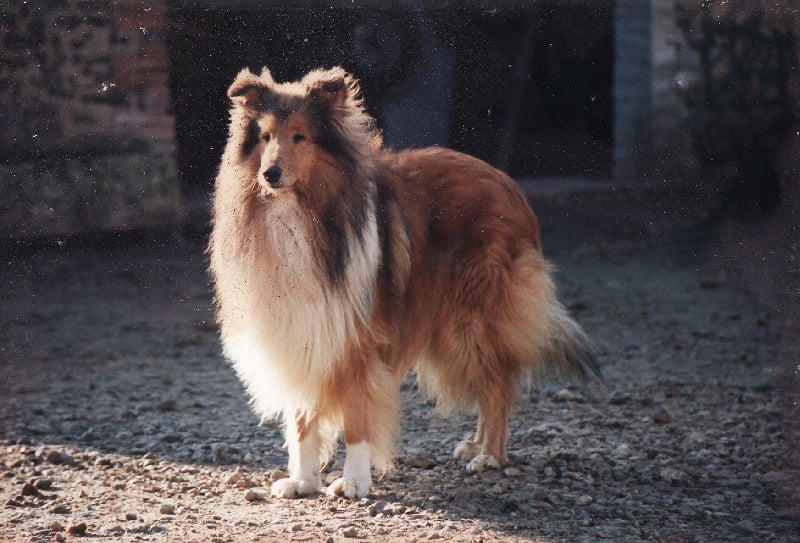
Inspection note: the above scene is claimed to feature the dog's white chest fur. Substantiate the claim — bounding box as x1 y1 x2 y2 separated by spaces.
219 193 380 419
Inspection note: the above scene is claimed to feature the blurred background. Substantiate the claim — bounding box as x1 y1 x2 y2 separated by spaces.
2 0 796 236
0 0 797 333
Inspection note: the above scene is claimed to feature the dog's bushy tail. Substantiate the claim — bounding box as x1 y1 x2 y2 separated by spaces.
539 300 602 383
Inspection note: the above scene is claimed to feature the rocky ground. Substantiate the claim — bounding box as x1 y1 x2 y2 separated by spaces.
1 225 798 542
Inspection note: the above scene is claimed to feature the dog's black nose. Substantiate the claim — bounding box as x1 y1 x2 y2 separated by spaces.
263 165 283 186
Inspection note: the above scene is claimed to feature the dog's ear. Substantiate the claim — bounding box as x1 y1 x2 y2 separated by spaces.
227 68 274 108
305 67 355 111
259 66 276 84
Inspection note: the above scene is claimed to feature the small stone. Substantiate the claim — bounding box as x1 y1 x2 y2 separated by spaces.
490 482 508 494
236 477 258 489
34 478 53 490
733 520 756 535
21 482 40 496
342 526 358 538
268 469 288 483
155 399 177 411
554 388 577 402
291 524 303 532
55 535 66 543
405 454 437 469
368 500 388 516
49 521 64 532
225 466 244 485
244 487 268 502
428 533 442 540
51 504 71 514
125 512 138 521
608 391 631 405
532 488 549 501
659 466 688 484
382 503 406 516
159 503 176 515
612 443 632 458
46 450 75 466
652 407 673 424
576 495 593 506
503 467 523 477
67 522 87 536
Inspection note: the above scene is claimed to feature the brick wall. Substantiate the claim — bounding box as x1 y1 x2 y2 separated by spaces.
0 1 179 239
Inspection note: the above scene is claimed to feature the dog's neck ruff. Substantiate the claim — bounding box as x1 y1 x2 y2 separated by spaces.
217 183 381 420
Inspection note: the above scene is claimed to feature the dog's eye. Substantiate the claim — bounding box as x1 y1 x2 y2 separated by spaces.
293 134 307 143
262 134 271 142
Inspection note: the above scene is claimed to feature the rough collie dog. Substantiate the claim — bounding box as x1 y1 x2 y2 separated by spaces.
209 66 599 499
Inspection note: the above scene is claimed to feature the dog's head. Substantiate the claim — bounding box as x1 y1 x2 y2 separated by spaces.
225 67 381 198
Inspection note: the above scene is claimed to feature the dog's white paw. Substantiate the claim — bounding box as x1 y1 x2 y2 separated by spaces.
466 454 501 473
270 477 319 498
454 440 481 461
326 477 370 499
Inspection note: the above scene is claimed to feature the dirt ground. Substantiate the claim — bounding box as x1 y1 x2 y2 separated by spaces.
1 218 799 542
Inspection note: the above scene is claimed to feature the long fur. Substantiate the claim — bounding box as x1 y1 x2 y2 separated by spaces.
209 66 599 485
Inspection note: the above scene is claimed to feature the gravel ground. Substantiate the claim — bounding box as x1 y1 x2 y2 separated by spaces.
1 227 798 542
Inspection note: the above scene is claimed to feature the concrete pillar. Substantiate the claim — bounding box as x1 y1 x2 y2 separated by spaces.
613 0 652 179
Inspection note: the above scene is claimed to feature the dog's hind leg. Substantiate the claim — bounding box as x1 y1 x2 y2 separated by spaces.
453 413 484 462
271 412 323 498
466 380 515 471
450 355 517 472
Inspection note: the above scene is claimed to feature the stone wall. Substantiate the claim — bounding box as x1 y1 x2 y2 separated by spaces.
0 1 179 239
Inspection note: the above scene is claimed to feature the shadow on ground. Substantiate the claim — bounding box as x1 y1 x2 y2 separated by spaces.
1 228 798 542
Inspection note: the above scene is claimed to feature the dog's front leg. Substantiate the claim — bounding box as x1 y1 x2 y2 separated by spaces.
327 393 374 499
271 412 322 498
326 363 398 499
326 440 373 499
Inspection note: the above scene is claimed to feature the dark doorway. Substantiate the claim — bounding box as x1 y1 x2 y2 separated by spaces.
437 2 614 179
167 2 613 200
